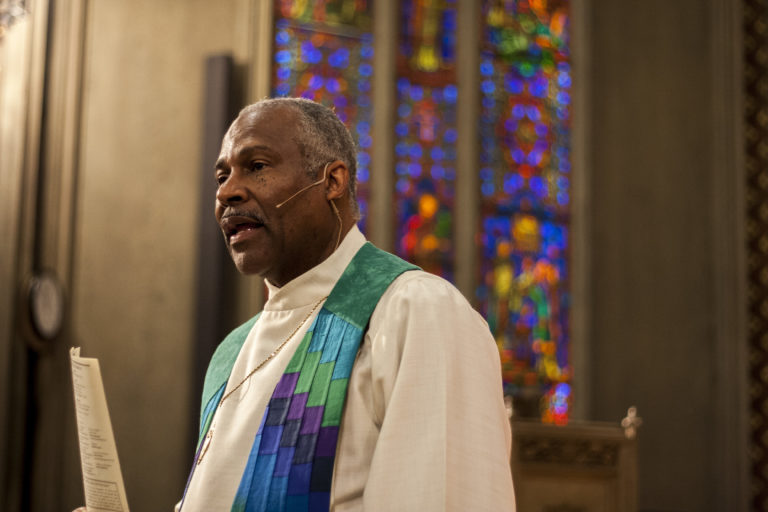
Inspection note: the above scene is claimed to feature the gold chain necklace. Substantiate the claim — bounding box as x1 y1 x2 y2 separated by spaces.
196 294 328 466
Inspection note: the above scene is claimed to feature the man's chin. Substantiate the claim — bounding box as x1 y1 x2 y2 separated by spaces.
233 263 267 277
229 251 269 277
235 266 263 276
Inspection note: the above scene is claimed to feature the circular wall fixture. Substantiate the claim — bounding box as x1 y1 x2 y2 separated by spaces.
25 271 65 343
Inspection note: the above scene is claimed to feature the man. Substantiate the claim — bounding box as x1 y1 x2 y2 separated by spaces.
178 97 515 511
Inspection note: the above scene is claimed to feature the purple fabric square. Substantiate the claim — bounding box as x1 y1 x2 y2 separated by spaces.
300 406 324 435
315 426 339 457
273 372 300 398
287 392 308 420
287 462 312 495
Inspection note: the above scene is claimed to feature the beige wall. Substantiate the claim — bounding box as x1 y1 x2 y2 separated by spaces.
0 10 43 512
586 0 746 510
69 0 252 508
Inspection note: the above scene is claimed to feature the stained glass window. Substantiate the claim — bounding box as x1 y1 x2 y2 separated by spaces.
272 0 374 232
270 0 574 423
393 0 458 280
476 0 572 424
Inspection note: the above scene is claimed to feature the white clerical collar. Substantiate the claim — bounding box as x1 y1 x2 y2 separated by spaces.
263 225 366 312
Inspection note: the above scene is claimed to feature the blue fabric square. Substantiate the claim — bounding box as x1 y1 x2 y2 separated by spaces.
243 451 276 511
285 494 309 511
309 491 331 512
259 425 282 455
319 317 348 364
274 446 295 477
266 475 288 511
287 462 312 495
331 327 362 379
308 311 333 353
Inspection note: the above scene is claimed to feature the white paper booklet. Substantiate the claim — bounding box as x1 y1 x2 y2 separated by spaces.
70 347 130 512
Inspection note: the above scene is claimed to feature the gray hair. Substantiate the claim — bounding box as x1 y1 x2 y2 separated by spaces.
238 97 360 218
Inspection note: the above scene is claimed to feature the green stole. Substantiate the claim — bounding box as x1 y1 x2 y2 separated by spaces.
188 243 417 511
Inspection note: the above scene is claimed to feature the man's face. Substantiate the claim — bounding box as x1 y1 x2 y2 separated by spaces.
214 106 333 286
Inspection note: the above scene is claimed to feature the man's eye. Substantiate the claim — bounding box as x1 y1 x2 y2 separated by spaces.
250 161 267 172
216 174 228 185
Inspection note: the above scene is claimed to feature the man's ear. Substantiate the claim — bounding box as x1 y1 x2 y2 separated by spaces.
325 160 350 201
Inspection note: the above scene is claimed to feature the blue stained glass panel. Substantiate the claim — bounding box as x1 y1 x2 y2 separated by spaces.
477 0 572 424
394 0 458 280
271 1 373 232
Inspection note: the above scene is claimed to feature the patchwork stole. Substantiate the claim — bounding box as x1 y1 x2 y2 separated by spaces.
194 242 417 512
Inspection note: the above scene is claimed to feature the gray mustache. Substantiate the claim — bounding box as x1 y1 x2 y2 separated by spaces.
221 209 265 224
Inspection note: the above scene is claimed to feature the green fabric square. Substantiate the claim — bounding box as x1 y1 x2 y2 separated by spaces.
201 313 260 423
294 351 321 394
285 330 314 374
307 362 335 407
325 243 418 329
322 378 349 427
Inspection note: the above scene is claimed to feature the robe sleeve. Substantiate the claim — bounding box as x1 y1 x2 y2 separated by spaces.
361 271 516 511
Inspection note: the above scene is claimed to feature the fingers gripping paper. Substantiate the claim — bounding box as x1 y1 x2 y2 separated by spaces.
70 347 130 512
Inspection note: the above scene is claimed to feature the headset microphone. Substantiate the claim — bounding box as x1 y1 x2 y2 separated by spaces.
275 162 331 209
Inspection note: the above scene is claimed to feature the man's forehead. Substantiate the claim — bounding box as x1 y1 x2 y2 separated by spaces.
230 105 297 140
218 105 300 162
238 104 298 131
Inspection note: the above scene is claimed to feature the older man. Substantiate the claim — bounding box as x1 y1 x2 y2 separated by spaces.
178 98 515 511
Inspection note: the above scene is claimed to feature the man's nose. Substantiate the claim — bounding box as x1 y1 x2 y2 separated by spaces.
216 173 246 206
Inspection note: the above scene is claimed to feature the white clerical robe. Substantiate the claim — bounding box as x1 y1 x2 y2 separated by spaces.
179 226 516 511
